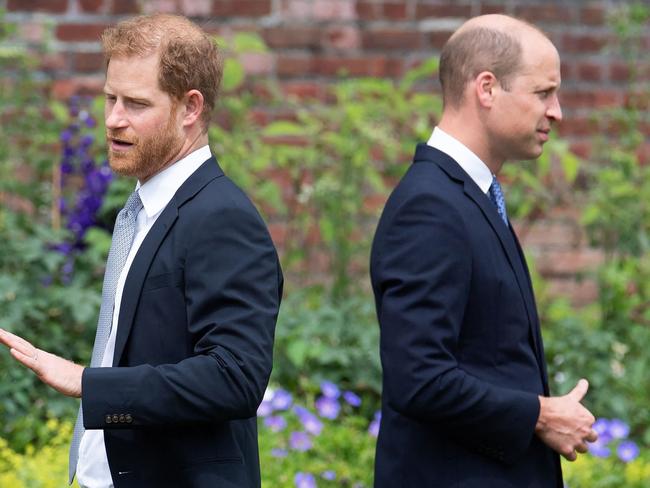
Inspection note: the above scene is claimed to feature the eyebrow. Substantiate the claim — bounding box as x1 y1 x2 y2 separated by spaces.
102 89 151 104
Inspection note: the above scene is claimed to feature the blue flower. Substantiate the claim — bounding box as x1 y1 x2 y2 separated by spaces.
294 406 324 435
368 410 381 437
295 472 316 488
272 389 293 411
289 431 312 452
617 440 639 463
609 419 630 439
321 470 336 480
315 395 340 420
320 381 340 399
264 415 287 432
343 391 361 407
257 400 273 417
270 448 287 458
588 437 611 458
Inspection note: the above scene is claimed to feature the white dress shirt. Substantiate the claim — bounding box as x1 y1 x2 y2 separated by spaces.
427 127 493 194
76 145 212 488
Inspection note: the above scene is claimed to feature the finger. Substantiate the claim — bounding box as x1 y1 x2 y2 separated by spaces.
10 347 39 372
0 329 35 354
567 378 589 401
575 442 589 454
563 450 577 462
585 429 598 443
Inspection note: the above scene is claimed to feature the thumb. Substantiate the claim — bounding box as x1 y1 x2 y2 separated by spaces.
567 378 589 401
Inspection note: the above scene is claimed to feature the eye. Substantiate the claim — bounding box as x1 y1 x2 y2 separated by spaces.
537 89 553 100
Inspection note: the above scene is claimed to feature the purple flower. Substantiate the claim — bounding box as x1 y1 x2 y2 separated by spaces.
272 389 293 411
343 391 361 407
315 396 340 420
271 448 288 458
294 407 323 435
320 381 340 399
257 400 273 417
593 418 610 436
588 437 611 458
617 440 639 463
369 410 381 437
609 419 630 439
289 431 312 452
295 472 316 488
321 470 336 480
264 415 287 432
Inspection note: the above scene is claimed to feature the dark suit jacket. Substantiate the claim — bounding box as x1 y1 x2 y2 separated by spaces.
370 144 562 488
80 157 283 488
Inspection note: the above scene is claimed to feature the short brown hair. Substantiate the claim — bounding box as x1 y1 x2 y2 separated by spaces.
101 14 223 130
439 27 523 108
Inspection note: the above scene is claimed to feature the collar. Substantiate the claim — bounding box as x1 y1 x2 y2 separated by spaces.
427 127 493 194
136 145 211 218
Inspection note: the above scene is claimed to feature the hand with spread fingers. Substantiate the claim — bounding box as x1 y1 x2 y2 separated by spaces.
535 378 598 461
0 328 83 398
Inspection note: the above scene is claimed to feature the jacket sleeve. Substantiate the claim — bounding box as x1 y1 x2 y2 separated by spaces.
371 190 539 465
81 201 282 428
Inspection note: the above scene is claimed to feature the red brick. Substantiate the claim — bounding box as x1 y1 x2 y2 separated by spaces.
429 31 454 49
112 0 140 13
316 56 390 77
415 4 472 19
73 52 106 73
56 23 108 42
323 25 361 50
560 61 574 81
282 81 326 101
313 0 355 21
213 0 271 16
580 6 606 25
276 55 313 77
519 220 583 249
268 222 288 247
577 62 602 82
562 33 609 53
239 52 275 75
40 52 68 72
547 278 599 307
638 144 650 166
514 5 574 23
140 0 177 13
480 3 510 15
79 0 104 12
560 89 621 110
568 141 591 160
362 29 421 50
557 116 596 138
180 0 212 16
383 2 408 20
356 1 380 20
7 0 67 13
537 248 604 276
51 77 104 99
263 26 321 49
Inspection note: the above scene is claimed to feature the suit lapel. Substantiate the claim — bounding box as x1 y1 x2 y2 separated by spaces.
414 144 548 388
111 157 224 366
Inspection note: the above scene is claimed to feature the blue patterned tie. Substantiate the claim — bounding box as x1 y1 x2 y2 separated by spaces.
69 190 143 483
489 176 508 226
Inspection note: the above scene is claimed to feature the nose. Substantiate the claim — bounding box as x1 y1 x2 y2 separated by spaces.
546 93 562 123
105 100 127 130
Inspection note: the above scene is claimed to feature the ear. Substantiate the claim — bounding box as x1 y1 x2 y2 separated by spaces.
474 71 498 108
180 89 205 128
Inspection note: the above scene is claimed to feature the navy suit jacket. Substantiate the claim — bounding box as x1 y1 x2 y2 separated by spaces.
80 158 283 488
370 144 562 487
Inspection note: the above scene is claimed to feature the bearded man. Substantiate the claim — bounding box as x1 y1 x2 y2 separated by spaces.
0 14 283 488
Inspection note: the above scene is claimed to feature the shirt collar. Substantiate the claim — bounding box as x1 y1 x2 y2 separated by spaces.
427 127 493 194
136 145 211 218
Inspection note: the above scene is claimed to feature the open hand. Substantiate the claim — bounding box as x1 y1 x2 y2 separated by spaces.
0 328 83 398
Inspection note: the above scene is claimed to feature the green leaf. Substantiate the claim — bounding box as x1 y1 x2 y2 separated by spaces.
221 58 245 92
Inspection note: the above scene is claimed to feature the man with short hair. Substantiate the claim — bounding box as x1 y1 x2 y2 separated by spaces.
371 14 597 487
0 14 282 488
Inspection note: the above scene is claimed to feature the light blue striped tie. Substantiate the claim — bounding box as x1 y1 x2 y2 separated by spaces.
489 175 508 226
69 190 142 484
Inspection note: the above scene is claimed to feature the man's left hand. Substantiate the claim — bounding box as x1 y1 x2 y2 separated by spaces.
0 328 83 398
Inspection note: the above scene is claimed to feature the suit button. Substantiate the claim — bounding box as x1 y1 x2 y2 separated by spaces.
112 414 119 423
106 415 112 424
119 414 125 423
125 414 133 424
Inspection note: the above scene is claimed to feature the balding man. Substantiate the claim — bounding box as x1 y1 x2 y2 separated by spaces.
370 15 597 487
0 14 282 488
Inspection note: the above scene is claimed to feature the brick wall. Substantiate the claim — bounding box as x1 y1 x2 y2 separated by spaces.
3 0 649 305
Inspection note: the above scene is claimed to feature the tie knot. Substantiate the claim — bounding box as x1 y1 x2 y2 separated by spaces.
121 190 143 219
